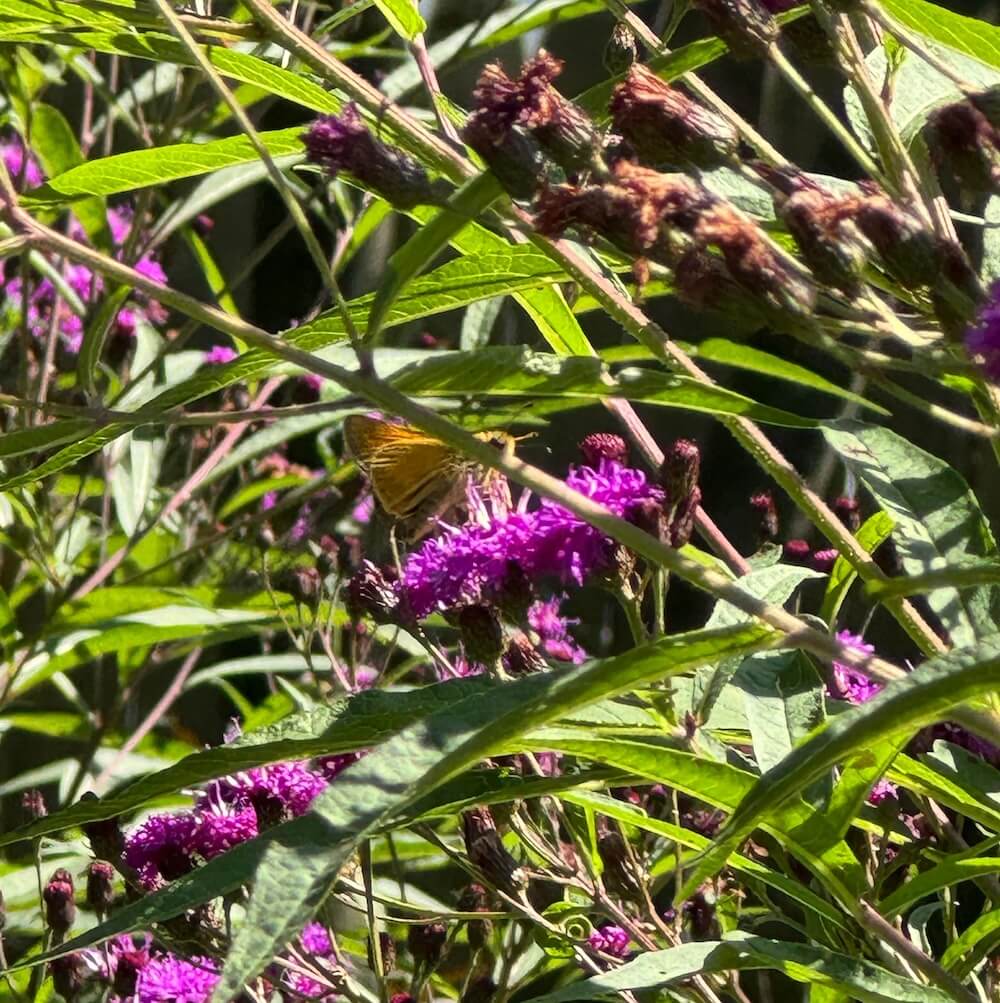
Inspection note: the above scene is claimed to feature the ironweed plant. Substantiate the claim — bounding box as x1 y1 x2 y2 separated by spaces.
0 0 999 1001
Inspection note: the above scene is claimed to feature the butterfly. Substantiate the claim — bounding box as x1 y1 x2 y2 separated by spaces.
344 414 516 522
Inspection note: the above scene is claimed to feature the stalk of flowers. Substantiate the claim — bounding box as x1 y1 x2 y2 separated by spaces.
0 132 167 356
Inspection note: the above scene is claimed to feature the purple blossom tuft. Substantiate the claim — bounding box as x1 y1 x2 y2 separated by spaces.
399 460 663 618
868 778 898 805
588 924 630 958
300 922 334 957
528 597 587 663
830 630 882 705
966 281 1000 381
203 344 238 365
195 805 259 860
1 133 43 188
199 760 327 819
134 953 219 1003
123 813 202 889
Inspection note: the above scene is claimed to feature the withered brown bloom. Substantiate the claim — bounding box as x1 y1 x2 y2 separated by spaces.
610 65 739 169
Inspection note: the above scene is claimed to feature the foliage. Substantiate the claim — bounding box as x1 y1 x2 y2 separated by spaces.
0 1 997 1002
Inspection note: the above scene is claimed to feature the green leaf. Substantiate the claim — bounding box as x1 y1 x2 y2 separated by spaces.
366 172 503 342
25 127 304 199
865 559 1000 598
77 286 131 394
693 338 889 414
982 196 1000 285
880 0 1000 73
373 0 425 38
890 753 1000 832
820 511 895 625
880 856 1000 919
523 933 951 1003
209 623 776 1000
940 906 1000 976
823 420 999 646
677 634 1000 902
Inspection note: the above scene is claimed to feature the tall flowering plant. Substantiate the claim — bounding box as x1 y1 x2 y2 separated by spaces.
0 1 998 1002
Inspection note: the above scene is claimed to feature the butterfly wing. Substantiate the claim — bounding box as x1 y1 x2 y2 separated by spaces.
345 415 457 518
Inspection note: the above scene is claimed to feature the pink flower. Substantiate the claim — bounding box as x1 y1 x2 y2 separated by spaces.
203 344 238 365
830 630 882 704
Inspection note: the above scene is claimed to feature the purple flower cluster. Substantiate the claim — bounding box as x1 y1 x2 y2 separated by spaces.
0 132 167 355
966 281 1000 382
588 924 630 958
124 760 331 888
130 954 220 1003
528 597 586 664
284 922 338 999
829 630 882 705
398 459 663 618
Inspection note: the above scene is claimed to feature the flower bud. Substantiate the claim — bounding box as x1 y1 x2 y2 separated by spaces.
632 497 667 544
50 954 84 1002
596 817 643 899
463 116 547 200
850 195 941 289
493 562 534 625
407 921 447 968
276 566 322 606
459 605 506 666
932 237 981 338
832 495 861 533
672 247 761 318
604 23 639 76
44 868 76 936
782 538 811 565
810 548 838 572
925 99 1000 194
609 66 738 169
462 976 497 1003
391 995 416 1003
660 439 701 547
693 0 778 58
86 860 115 914
345 561 402 625
367 931 396 973
465 53 599 178
463 807 527 896
302 105 450 209
22 788 47 820
458 884 493 950
112 939 150 997
580 432 629 467
749 491 779 543
683 888 717 938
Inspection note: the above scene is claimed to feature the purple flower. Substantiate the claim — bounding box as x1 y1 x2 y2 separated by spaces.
195 805 259 860
135 255 167 285
588 924 630 958
261 490 279 512
199 761 327 819
123 812 202 889
1 133 44 188
352 491 375 525
867 778 898 805
528 597 587 663
300 922 333 957
203 344 238 365
108 205 133 244
134 954 219 1003
829 630 882 705
967 281 1000 381
399 460 663 618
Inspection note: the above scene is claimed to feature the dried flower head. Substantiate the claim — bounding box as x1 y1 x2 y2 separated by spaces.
580 432 629 467
749 491 779 543
610 65 739 169
692 0 778 58
44 868 76 936
925 99 1000 194
782 538 811 565
847 194 942 289
85 860 115 915
303 104 449 209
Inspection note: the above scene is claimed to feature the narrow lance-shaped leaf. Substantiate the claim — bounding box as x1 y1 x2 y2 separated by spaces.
676 634 1000 902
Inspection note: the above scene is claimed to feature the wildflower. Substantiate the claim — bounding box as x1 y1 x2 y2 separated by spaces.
346 560 406 624
782 538 811 565
1 133 43 188
609 65 738 169
43 868 76 936
528 597 586 663
588 924 631 958
199 760 327 822
580 432 629 467
133 953 219 1003
195 804 259 859
868 778 898 805
925 99 1000 194
398 459 664 619
463 111 547 200
302 104 448 209
833 495 861 533
692 0 778 59
811 548 839 572
86 861 115 915
848 193 942 289
749 491 779 543
830 630 882 704
407 922 448 968
967 281 1000 381
123 812 202 888
203 344 238 365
